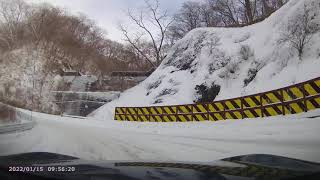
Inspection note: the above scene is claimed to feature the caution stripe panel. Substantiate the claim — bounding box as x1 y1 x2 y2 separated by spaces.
192 104 207 113
225 111 242 119
177 114 192 122
263 104 283 117
127 108 137 115
137 108 150 115
137 115 149 122
242 96 261 108
150 115 163 122
223 99 241 110
192 113 207 121
115 107 127 114
149 107 163 115
305 96 320 111
115 114 127 121
207 102 224 112
283 87 303 101
126 114 137 121
243 108 261 118
283 100 306 115
303 80 320 96
161 106 177 114
162 115 177 122
262 91 282 105
208 112 224 121
177 105 192 114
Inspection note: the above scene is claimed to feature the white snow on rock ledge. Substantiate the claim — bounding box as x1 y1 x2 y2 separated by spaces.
92 0 320 121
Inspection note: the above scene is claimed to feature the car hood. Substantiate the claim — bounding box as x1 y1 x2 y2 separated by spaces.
1 153 320 180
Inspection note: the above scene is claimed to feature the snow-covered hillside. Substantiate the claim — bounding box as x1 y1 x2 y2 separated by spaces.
93 0 320 120
0 48 61 114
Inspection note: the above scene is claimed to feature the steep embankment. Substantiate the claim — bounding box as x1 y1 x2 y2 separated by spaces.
93 0 320 120
0 47 62 114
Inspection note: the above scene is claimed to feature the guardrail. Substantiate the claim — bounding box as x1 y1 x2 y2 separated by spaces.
114 77 320 122
0 121 36 134
0 103 36 133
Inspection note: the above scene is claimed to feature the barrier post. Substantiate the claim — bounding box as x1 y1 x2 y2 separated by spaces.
300 83 308 112
134 108 139 122
191 105 194 121
240 97 244 119
146 108 150 122
175 106 179 122
260 95 263 118
281 89 285 115
206 103 209 121
125 108 128 122
222 101 226 120
205 103 209 121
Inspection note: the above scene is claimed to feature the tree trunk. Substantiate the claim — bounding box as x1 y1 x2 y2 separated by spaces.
245 0 253 23
262 0 272 17
298 48 303 61
277 0 283 7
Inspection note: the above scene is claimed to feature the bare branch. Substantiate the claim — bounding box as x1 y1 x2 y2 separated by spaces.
120 0 172 67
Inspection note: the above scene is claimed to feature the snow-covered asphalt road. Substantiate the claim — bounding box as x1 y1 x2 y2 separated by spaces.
1 110 320 163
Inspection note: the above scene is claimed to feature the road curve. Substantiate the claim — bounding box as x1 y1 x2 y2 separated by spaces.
0 111 320 163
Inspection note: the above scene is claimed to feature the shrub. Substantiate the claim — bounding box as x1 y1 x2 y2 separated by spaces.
244 68 258 86
147 78 162 90
194 83 220 103
153 99 163 104
239 44 254 60
279 4 319 60
156 89 177 98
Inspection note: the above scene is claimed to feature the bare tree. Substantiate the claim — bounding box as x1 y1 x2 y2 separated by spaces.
166 0 288 44
177 1 203 31
261 0 276 17
200 2 221 27
168 1 203 40
0 0 28 50
119 0 173 67
238 0 255 23
214 0 241 25
279 5 319 60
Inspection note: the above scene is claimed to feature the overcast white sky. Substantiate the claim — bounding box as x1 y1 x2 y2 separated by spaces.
26 0 189 42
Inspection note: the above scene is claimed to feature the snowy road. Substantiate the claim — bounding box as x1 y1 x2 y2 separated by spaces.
1 110 320 163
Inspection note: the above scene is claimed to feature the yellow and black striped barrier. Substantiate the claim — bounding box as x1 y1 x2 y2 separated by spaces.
114 77 320 122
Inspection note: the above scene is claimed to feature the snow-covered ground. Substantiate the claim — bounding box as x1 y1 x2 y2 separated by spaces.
1 109 320 163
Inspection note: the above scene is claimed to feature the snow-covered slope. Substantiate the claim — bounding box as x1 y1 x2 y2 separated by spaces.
93 0 320 120
0 48 61 114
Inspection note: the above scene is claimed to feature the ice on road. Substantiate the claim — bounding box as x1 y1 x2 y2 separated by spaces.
1 110 320 163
